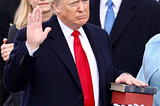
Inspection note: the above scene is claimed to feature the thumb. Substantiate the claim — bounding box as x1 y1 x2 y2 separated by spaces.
3 38 8 44
115 77 122 84
44 27 52 36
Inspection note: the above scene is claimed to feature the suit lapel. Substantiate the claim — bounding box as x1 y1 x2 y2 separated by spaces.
83 24 106 93
110 0 135 46
46 16 82 90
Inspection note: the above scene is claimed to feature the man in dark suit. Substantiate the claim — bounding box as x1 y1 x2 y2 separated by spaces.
88 0 160 77
2 0 147 106
0 0 20 105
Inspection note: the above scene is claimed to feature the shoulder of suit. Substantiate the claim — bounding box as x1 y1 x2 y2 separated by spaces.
86 23 104 30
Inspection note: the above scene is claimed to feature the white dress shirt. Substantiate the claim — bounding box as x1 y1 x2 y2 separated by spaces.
100 0 122 29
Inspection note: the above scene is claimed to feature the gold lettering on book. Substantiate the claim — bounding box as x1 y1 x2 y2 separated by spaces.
141 88 145 93
130 87 134 92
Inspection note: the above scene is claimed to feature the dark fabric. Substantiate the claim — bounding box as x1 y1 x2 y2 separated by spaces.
88 0 160 77
8 24 19 44
3 15 124 106
2 24 21 106
3 92 22 106
1 83 10 106
0 0 20 44
0 0 20 105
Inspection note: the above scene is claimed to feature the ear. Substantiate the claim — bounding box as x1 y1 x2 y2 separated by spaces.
51 2 60 14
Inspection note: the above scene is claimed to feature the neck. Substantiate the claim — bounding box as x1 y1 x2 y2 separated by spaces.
42 10 53 22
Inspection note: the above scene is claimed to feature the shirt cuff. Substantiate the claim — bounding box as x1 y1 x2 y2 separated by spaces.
25 42 39 56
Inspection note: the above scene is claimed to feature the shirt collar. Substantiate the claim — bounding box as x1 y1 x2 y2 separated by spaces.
113 0 122 9
57 17 86 39
101 0 122 8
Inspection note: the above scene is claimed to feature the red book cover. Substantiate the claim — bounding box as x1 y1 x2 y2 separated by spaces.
111 91 153 106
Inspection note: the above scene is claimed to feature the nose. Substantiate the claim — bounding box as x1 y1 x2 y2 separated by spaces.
78 1 85 12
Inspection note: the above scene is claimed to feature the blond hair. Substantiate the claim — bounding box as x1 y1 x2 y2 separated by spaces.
14 0 33 29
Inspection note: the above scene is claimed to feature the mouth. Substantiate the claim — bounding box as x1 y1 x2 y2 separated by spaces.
39 3 49 6
77 15 87 19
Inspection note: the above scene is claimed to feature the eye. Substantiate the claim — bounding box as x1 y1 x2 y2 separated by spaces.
68 0 79 6
82 0 89 4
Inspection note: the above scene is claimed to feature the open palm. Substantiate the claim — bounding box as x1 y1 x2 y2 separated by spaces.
26 6 51 50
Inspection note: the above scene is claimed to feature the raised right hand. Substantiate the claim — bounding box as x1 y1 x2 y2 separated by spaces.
26 6 51 50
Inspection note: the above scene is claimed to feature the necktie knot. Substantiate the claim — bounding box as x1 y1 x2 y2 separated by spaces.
107 0 113 7
72 30 80 38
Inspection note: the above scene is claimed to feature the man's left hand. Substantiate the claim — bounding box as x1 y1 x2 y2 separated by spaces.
115 73 148 87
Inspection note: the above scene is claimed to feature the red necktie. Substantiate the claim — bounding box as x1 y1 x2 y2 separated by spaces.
72 30 95 106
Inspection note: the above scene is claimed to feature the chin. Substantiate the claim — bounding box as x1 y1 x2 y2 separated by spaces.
41 7 51 11
80 18 88 23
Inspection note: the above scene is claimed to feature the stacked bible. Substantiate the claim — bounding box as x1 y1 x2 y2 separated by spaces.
110 83 157 106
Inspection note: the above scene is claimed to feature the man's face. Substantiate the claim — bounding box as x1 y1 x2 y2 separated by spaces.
53 0 90 30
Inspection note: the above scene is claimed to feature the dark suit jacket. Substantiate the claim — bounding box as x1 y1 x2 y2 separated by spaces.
3 15 123 106
88 0 160 77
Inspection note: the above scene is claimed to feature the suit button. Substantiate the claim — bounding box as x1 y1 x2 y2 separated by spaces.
79 94 83 98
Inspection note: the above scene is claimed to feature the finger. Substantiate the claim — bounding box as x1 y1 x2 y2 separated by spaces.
122 76 139 86
5 43 14 48
133 79 148 87
115 73 126 84
126 80 136 86
115 77 121 83
124 77 148 87
3 38 8 44
9 43 14 48
32 9 36 24
44 27 52 36
115 73 133 85
3 55 9 61
33 6 42 28
1 43 8 52
1 43 14 50
27 13 32 26
35 6 41 23
2 47 12 61
39 6 42 23
1 52 8 61
1 44 5 51
35 8 39 22
1 44 13 55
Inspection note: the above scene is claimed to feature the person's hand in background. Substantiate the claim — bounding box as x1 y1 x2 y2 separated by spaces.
1 38 14 61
